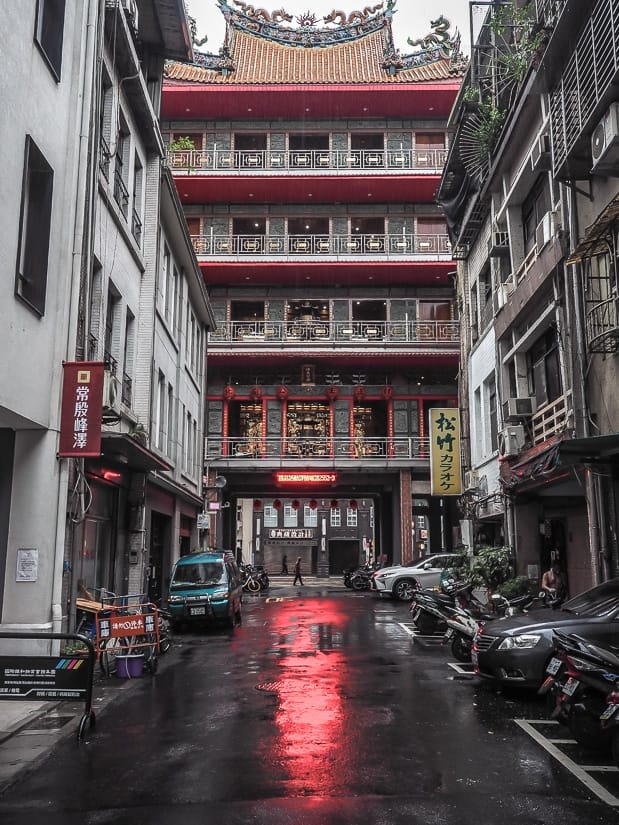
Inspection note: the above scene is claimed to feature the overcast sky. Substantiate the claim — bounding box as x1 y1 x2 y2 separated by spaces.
185 0 478 57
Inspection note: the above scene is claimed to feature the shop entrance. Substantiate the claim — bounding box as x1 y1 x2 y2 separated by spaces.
329 539 360 574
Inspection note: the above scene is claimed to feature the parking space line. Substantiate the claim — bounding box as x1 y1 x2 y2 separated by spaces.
397 622 417 637
515 719 619 807
447 662 475 675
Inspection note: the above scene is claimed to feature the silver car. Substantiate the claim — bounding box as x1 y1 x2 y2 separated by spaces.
370 553 465 601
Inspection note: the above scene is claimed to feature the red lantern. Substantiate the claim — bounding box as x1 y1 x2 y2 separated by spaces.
353 386 366 402
326 386 339 401
381 386 393 400
276 385 289 401
330 499 339 509
250 386 263 401
223 385 235 400
253 499 263 510
349 499 358 510
273 499 282 510
309 499 318 510
291 499 300 511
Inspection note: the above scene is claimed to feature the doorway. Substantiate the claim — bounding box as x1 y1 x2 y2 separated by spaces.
329 539 360 574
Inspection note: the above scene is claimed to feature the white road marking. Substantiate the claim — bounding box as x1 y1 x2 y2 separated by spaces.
515 718 619 807
447 661 475 675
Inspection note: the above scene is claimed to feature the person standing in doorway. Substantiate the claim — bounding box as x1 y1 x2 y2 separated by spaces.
281 554 289 575
293 556 304 586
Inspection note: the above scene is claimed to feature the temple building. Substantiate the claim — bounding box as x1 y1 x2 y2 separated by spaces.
162 0 466 574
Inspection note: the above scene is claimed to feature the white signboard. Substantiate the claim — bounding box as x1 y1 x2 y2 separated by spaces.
197 513 211 530
16 548 38 582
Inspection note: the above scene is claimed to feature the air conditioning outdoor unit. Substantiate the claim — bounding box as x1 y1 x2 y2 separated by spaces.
498 424 526 458
591 102 619 175
496 278 516 310
464 469 479 491
103 369 121 415
530 133 551 172
503 397 537 421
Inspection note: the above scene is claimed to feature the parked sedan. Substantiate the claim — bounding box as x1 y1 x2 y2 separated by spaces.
473 578 619 689
370 553 465 601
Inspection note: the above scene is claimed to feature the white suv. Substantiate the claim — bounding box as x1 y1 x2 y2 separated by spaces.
370 554 465 601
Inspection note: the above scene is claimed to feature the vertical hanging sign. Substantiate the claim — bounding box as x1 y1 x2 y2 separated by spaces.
429 408 462 496
58 362 105 457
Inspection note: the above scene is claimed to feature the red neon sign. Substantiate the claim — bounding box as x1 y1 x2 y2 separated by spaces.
275 471 337 484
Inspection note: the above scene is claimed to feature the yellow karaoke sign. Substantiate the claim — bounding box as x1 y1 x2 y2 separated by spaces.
429 408 462 496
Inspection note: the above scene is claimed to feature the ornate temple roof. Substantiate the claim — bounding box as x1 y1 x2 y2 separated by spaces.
165 0 467 85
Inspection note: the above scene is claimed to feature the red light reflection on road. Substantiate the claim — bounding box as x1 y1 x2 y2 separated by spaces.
267 599 349 793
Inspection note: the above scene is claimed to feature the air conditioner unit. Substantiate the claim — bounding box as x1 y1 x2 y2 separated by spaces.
121 0 139 32
498 424 526 458
103 370 121 415
496 278 516 310
591 102 619 175
488 231 509 257
530 133 551 172
464 469 479 491
503 397 537 421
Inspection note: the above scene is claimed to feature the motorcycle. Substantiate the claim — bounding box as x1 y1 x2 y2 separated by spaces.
349 565 376 591
240 563 262 593
409 578 486 636
156 599 173 653
539 630 619 751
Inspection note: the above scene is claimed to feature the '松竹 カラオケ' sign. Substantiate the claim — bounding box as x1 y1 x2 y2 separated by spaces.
58 362 105 458
429 408 462 496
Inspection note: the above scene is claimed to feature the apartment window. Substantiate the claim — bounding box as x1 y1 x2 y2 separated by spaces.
167 384 174 458
131 154 143 246
156 371 165 451
488 377 498 453
88 260 103 358
330 508 341 527
113 122 130 217
346 508 358 527
264 506 278 527
185 410 192 473
104 286 120 370
522 177 550 254
35 0 66 80
304 505 318 527
15 136 54 316
122 310 134 406
160 243 170 317
99 72 113 179
528 328 561 408
284 505 298 527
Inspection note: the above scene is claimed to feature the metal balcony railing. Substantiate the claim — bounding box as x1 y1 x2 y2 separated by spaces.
168 147 447 173
192 232 451 258
585 297 619 354
206 436 431 461
208 319 460 346
131 207 142 246
87 333 98 361
99 135 111 181
113 166 129 218
121 372 133 406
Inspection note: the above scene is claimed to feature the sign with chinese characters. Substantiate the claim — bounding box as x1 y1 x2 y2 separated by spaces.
0 656 91 700
267 528 314 540
429 408 462 496
275 471 337 484
96 611 155 641
16 548 38 582
58 362 105 457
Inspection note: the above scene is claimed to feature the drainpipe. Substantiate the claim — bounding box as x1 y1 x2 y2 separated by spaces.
51 0 101 634
568 182 601 585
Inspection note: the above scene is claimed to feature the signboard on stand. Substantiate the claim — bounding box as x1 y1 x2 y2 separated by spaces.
429 408 462 496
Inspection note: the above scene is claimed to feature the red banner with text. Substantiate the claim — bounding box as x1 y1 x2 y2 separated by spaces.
58 362 105 458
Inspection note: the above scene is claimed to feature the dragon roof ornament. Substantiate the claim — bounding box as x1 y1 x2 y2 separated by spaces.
190 1 466 78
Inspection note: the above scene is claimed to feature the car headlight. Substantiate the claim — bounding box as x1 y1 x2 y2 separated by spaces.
210 590 229 602
498 634 542 650
168 595 183 603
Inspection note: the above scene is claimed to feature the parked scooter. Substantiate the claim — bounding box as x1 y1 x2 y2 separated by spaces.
409 578 486 636
539 630 619 751
349 565 376 591
240 563 264 593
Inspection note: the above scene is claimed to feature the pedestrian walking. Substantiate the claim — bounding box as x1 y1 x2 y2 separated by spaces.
293 555 304 586
281 554 289 575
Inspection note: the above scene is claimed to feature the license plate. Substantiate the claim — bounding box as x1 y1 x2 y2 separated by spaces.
546 657 562 675
190 606 206 616
562 677 579 696
600 704 618 721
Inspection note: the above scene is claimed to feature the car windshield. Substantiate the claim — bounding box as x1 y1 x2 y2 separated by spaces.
561 580 619 617
171 561 225 588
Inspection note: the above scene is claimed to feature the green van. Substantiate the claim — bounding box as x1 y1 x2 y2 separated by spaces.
167 551 242 629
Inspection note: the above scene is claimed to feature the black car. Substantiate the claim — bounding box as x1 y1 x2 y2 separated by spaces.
473 578 619 689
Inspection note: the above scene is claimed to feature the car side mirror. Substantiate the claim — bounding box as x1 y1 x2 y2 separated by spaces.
423 562 432 569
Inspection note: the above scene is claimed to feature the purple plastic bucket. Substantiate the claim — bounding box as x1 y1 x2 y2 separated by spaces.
116 654 144 678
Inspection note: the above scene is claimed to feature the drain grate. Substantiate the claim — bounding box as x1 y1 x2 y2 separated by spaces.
22 715 74 732
255 681 282 693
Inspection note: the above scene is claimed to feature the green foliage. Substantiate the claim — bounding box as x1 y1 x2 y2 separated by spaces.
463 546 513 591
168 135 195 152
476 101 506 155
462 85 481 105
496 575 531 599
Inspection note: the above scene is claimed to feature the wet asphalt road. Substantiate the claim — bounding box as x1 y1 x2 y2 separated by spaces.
0 589 618 824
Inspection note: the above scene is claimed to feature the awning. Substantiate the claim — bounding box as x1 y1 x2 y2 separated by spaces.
557 433 619 465
99 433 172 473
566 193 619 264
500 441 562 491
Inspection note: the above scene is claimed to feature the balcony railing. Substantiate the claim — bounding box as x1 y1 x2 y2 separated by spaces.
585 297 619 354
209 319 460 346
206 436 431 461
121 372 133 406
168 148 447 174
131 207 142 246
192 232 451 258
113 167 130 218
99 135 111 181
531 390 572 446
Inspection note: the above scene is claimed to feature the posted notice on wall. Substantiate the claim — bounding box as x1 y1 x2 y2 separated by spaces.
16 548 38 582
